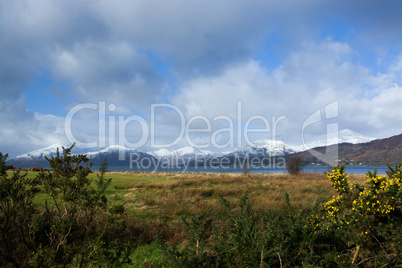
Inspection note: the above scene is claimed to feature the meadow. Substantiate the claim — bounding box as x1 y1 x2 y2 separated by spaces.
88 171 365 219
30 170 366 240
1 149 401 267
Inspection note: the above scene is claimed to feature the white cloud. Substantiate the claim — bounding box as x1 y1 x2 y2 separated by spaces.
172 41 402 144
0 110 67 158
1 0 402 156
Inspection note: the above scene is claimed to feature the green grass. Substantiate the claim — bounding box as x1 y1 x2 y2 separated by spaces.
126 243 166 267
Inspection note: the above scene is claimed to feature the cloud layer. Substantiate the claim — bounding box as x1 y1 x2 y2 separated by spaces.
1 0 402 156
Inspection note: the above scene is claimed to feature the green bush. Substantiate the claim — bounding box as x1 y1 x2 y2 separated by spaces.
0 145 136 267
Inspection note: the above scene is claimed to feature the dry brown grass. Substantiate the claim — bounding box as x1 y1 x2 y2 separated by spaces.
102 171 368 246
115 172 366 220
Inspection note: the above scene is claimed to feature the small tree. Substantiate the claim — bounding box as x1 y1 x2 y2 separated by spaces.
285 155 303 175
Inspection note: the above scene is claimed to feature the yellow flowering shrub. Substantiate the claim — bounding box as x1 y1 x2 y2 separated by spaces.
315 164 402 236
308 164 402 265
325 165 350 194
353 166 401 217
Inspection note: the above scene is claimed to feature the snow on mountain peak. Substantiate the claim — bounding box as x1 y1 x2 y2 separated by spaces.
15 143 68 159
148 146 213 158
303 129 375 149
14 143 143 160
147 149 172 158
230 139 301 157
173 146 211 156
85 145 140 156
337 129 374 144
252 139 287 148
250 139 302 153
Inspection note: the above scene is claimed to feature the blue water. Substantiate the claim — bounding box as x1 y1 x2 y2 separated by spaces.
91 165 389 175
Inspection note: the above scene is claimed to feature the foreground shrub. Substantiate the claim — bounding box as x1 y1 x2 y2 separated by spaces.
0 154 41 267
314 164 402 266
0 145 136 267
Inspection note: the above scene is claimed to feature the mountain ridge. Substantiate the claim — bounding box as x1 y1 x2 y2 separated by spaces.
5 132 400 169
7 144 157 168
293 133 402 166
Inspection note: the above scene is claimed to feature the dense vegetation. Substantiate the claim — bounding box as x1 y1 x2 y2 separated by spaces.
0 145 401 267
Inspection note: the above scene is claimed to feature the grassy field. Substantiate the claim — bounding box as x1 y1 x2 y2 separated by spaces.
29 170 366 243
28 170 366 217
109 171 367 213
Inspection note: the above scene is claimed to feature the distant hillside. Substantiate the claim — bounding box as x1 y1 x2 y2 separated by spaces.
293 133 402 166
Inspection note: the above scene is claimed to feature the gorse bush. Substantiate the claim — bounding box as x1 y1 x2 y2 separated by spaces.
315 164 402 265
0 145 135 267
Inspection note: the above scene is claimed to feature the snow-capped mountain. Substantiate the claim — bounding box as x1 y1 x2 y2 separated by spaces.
6 129 378 169
147 148 172 158
148 146 213 159
180 139 302 167
336 129 374 144
173 146 212 157
229 140 303 158
303 129 374 149
149 141 301 166
13 143 67 160
84 145 157 167
86 145 140 158
14 143 99 161
148 146 215 166
8 144 157 168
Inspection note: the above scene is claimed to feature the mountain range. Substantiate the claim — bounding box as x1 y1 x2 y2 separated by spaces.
5 130 401 169
7 144 157 168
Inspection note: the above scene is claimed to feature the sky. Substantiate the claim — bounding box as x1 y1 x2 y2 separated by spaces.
1 0 402 157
